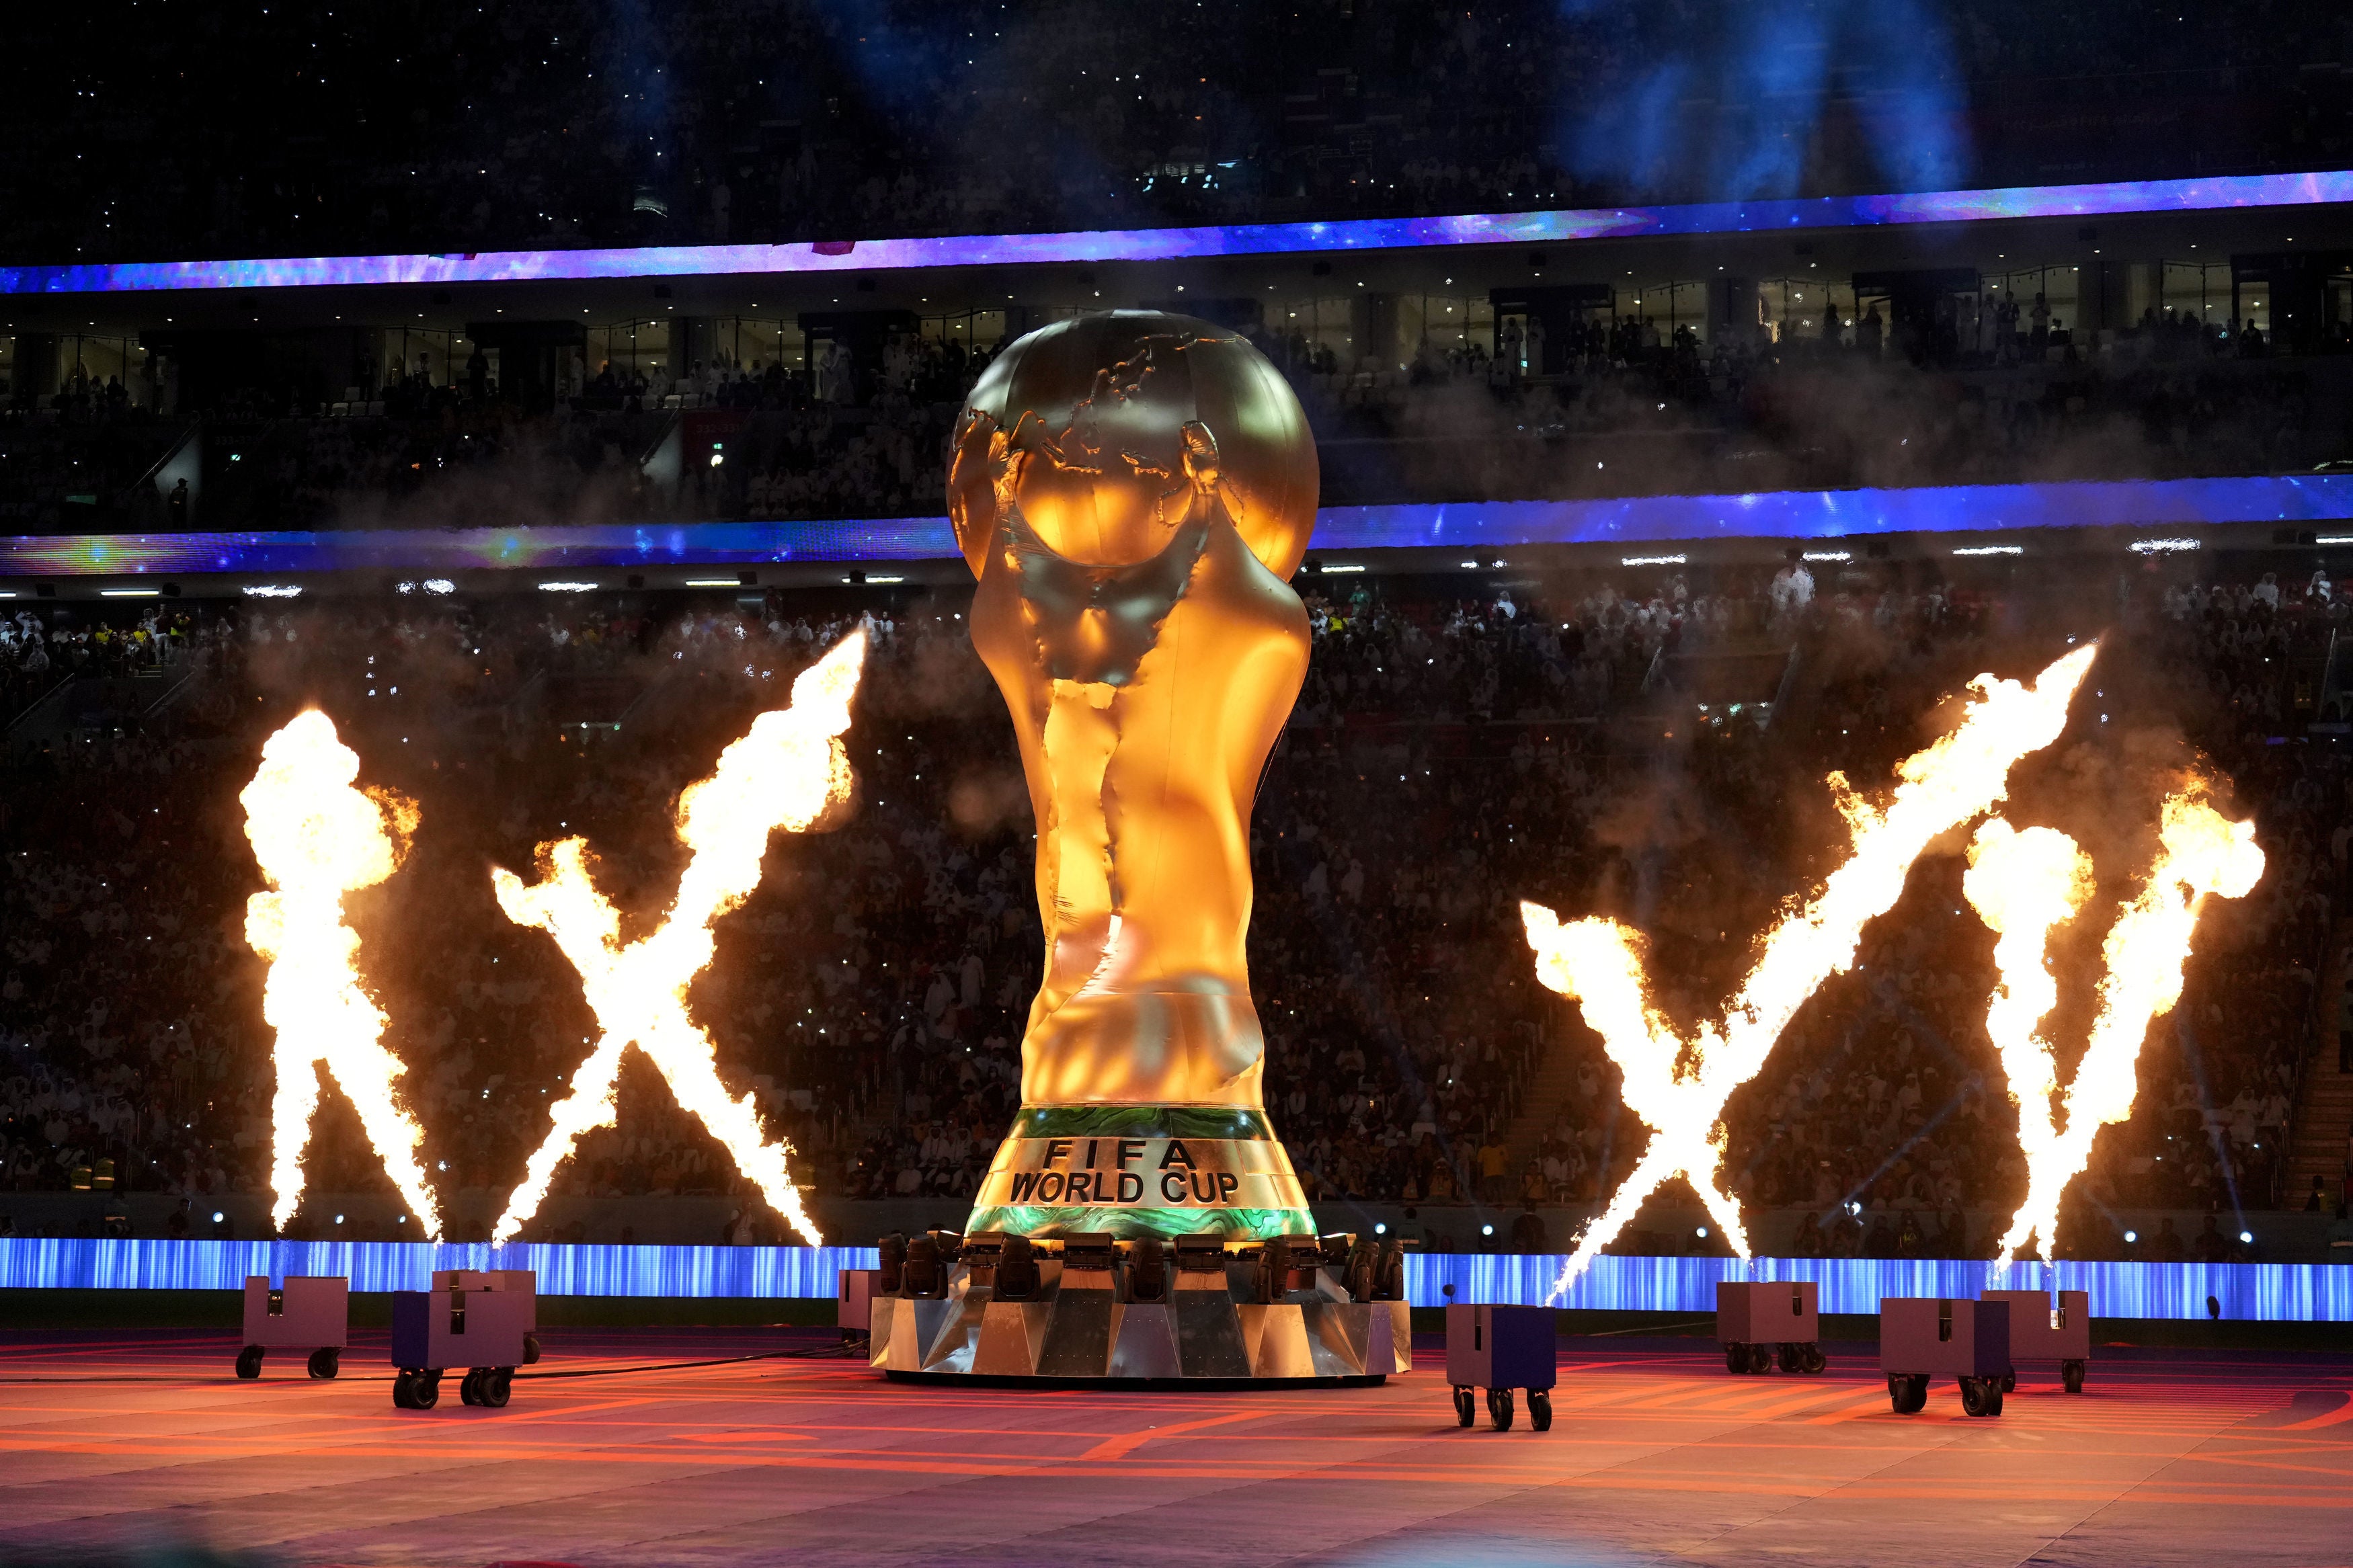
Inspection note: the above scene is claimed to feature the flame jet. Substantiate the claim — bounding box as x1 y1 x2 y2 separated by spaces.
241 710 444 1237
1521 643 2098 1301
1985 784 2263 1265
1962 819 2093 1265
489 632 866 1245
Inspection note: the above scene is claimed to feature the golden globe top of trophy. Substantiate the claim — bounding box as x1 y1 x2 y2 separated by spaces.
949 311 1320 1242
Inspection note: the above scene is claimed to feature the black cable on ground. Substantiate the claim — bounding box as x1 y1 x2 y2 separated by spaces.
516 1339 867 1380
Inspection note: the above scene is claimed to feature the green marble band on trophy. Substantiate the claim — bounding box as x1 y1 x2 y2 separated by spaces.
963 1106 1316 1242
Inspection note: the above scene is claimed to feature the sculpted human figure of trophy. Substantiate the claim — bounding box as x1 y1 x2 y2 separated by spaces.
949 311 1320 1241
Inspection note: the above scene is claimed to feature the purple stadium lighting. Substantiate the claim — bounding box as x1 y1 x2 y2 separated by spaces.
1 170 2348 295
5 474 2350 578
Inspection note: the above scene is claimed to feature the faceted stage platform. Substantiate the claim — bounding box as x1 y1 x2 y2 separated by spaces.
3 1327 2352 1566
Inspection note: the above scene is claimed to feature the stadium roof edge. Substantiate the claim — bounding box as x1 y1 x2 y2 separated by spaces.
5 170 2350 297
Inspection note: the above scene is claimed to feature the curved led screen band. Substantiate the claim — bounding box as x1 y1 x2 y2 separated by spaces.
0 1238 2342 1319
3 170 2350 296
5 474 2350 578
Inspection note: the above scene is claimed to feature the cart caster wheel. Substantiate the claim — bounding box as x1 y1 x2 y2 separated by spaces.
2061 1359 2085 1394
393 1371 416 1409
1724 1344 1747 1374
1999 1369 2016 1395
235 1346 263 1380
1960 1376 2004 1417
522 1333 542 1366
483 1368 512 1408
395 1369 438 1409
461 1369 484 1405
1488 1387 1515 1432
1802 1344 1827 1374
1776 1342 1800 1373
414 1370 441 1409
1453 1386 1476 1428
307 1348 340 1380
1889 1373 1928 1415
1528 1389 1552 1432
1745 1342 1773 1374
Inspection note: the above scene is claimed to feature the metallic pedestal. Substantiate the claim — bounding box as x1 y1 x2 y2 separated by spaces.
869 1263 1410 1385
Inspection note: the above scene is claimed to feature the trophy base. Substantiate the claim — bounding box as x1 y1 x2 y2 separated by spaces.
868 1262 1412 1383
965 1104 1318 1242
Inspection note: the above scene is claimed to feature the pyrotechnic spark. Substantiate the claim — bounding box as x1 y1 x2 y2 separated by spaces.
241 710 443 1237
1990 783 2263 1265
1962 819 2092 1265
490 632 866 1244
1521 643 2098 1300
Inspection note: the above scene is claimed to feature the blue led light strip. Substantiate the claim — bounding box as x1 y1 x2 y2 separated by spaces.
1414 1254 2353 1320
8 474 2352 579
0 1238 876 1297
3 170 2350 296
1 1239 2345 1319
4 1241 2353 1316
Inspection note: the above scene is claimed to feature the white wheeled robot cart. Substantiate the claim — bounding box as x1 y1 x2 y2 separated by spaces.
434 1269 541 1364
1716 1280 1825 1374
1445 1304 1556 1432
237 1276 348 1380
1880 1297 2011 1417
389 1270 537 1409
1983 1288 2091 1394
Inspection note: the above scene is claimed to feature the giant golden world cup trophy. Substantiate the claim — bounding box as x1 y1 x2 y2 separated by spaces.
949 311 1319 1245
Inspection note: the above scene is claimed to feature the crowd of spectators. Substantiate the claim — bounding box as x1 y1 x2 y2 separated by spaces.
5 0 2348 267
0 548 2343 1258
8 305 2344 535
1635 559 2341 1260
1306 317 2348 503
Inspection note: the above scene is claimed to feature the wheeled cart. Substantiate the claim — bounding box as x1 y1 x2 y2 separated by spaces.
1880 1297 2011 1417
433 1268 541 1364
838 1266 877 1345
1445 1304 1556 1432
1716 1280 1825 1374
1983 1288 2091 1393
389 1270 536 1410
237 1276 348 1380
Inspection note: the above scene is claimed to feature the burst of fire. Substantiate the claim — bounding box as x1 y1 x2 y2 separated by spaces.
1521 643 2098 1300
489 632 866 1244
1962 819 2092 1265
1989 784 2264 1265
241 710 444 1238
